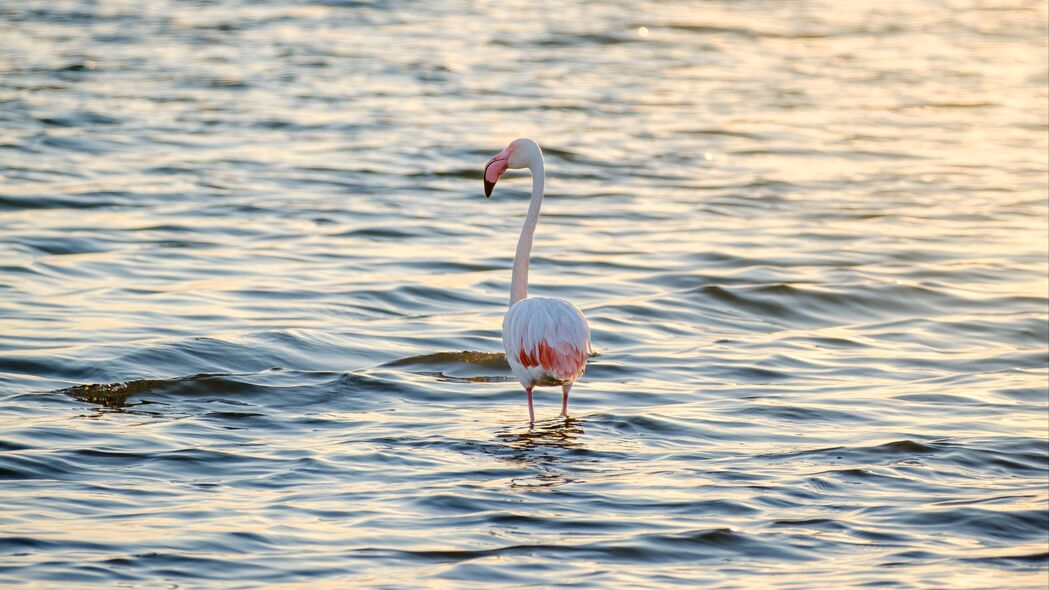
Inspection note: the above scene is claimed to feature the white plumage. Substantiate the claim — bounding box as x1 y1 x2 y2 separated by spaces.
502 296 591 388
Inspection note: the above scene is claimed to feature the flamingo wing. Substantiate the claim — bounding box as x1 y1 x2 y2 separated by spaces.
502 297 590 387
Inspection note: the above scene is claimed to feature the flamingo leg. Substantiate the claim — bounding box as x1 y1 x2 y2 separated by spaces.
560 383 572 417
525 387 535 423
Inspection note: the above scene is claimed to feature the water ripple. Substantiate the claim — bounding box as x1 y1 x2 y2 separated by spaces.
1 0 1046 587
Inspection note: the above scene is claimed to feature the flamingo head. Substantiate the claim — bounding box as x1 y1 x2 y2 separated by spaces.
483 138 541 197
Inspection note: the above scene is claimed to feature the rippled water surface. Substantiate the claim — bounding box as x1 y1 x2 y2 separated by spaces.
2 0 1048 587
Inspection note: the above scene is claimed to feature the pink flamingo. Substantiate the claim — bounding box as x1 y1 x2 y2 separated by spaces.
483 138 592 422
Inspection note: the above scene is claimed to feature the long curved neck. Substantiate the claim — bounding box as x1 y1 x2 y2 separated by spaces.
510 159 544 306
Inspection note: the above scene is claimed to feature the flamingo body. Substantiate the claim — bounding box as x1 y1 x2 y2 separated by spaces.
503 296 590 389
483 137 591 421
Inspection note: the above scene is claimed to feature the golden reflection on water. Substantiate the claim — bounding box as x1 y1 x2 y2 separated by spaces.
498 417 585 452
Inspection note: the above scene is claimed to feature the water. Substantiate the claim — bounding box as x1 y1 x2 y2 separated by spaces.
1 0 1047 587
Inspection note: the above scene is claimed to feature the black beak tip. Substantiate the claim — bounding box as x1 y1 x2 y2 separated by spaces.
484 179 494 198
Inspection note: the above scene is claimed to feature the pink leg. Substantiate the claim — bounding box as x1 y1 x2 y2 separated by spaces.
525 387 535 423
560 384 572 417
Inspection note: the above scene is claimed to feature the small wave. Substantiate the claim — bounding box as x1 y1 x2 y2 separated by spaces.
383 350 512 383
688 281 978 328
384 350 508 369
60 378 172 408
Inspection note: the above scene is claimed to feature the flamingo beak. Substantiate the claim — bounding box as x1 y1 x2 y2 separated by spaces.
483 152 509 198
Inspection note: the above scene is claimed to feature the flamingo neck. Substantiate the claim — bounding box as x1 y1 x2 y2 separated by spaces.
510 159 544 306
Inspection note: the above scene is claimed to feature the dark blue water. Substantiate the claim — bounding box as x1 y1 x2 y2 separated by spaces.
1 0 1047 587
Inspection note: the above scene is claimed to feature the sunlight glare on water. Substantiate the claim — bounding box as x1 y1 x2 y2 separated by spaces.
0 0 1047 587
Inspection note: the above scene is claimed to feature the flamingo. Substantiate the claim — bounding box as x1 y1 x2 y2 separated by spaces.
483 138 592 422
